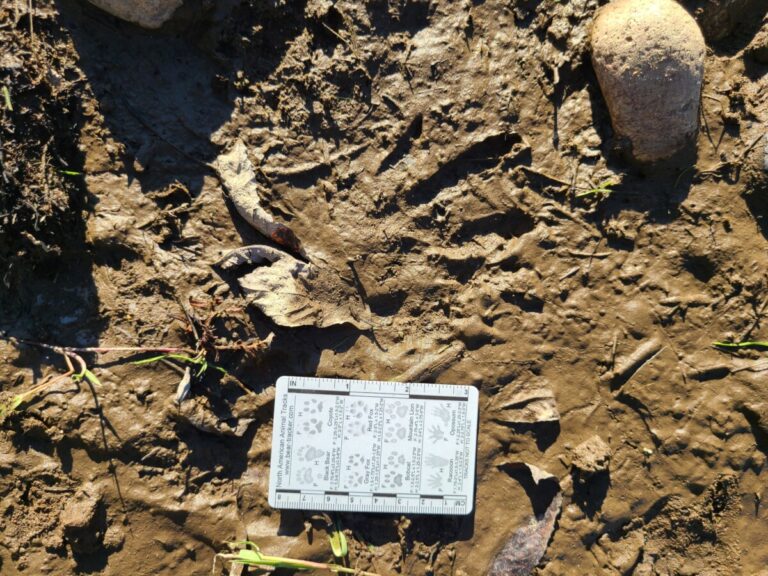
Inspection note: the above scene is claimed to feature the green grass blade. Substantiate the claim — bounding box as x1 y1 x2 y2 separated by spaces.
0 395 24 424
713 341 768 349
131 354 170 365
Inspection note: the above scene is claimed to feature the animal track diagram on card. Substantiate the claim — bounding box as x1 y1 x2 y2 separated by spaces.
268 376 479 515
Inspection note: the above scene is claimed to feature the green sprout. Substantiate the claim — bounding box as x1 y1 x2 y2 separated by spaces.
212 541 380 576
575 179 617 199
2 86 12 111
58 169 83 177
329 521 349 560
0 372 73 424
131 352 228 378
713 340 768 350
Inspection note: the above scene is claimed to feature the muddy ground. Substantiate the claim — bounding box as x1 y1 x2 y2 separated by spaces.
2 0 768 574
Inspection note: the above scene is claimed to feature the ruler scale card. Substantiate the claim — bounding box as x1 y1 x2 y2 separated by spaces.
268 376 479 515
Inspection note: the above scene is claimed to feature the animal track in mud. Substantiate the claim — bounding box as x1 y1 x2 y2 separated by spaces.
376 113 424 174
450 207 535 243
404 132 525 206
500 290 545 314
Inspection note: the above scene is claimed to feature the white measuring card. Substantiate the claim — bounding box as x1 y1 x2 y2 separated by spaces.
268 376 479 515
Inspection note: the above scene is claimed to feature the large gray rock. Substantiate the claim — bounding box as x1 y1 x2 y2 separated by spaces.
87 0 184 29
590 0 706 163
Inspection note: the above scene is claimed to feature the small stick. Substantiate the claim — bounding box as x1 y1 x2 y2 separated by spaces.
517 165 572 188
28 0 33 44
601 337 664 388
395 341 465 383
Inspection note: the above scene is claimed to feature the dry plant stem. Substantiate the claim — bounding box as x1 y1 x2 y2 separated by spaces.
2 333 193 357
217 554 380 576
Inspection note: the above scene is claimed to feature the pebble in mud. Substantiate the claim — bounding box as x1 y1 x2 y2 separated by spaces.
87 0 184 29
590 0 706 162
571 435 611 476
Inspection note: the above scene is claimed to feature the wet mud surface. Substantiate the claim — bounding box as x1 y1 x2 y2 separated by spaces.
2 0 768 574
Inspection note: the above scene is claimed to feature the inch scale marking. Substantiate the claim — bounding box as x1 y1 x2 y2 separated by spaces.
268 376 479 515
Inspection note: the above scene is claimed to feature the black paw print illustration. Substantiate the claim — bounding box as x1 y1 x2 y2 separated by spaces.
297 467 317 485
386 400 409 419
347 453 365 468
382 470 404 488
384 452 407 469
345 418 367 439
349 400 368 419
300 418 323 435
428 425 446 442
427 472 443 491
298 445 325 462
432 404 451 426
301 398 324 415
343 471 365 489
384 422 407 443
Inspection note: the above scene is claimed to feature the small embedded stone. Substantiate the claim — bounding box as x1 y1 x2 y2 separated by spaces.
571 435 611 475
590 0 706 162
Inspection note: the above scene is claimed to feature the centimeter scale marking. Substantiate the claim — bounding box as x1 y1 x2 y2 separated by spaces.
268 376 479 515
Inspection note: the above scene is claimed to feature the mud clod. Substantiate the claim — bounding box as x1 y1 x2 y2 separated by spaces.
572 435 612 476
60 485 106 555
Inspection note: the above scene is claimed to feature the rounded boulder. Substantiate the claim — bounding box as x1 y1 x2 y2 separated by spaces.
87 0 184 29
590 0 706 163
